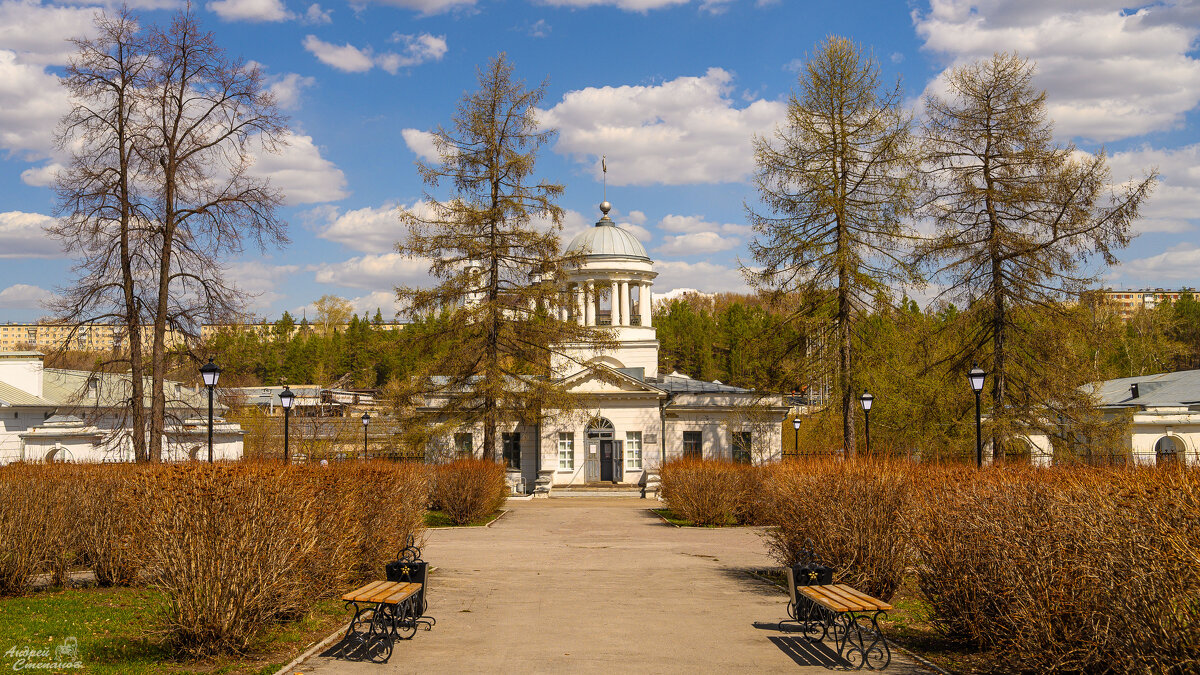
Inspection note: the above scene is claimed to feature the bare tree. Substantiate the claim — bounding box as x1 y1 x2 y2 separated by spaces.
746 36 920 458
139 10 288 462
51 8 154 461
396 53 609 461
919 53 1156 457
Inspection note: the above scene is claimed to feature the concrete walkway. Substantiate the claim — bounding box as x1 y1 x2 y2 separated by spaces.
289 498 926 674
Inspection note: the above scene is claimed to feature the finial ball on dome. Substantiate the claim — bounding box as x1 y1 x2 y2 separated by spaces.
599 200 612 215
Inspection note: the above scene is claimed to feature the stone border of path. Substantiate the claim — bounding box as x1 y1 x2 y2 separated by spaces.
744 570 952 675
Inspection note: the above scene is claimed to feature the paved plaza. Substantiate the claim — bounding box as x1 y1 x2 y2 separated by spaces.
290 498 927 674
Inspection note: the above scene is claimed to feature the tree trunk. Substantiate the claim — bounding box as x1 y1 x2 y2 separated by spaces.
839 268 855 459
149 159 176 463
991 254 1006 464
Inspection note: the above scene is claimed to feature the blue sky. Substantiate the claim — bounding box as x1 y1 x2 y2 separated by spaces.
2 0 1199 322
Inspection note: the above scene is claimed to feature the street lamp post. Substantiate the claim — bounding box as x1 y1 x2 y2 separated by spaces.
792 417 801 458
969 365 986 468
200 358 221 463
279 385 295 464
859 390 874 456
362 412 371 459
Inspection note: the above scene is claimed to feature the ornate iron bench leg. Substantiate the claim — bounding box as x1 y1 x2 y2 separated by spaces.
833 609 891 671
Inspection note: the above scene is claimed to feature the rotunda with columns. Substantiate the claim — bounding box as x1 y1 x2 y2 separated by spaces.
552 201 660 379
428 199 788 495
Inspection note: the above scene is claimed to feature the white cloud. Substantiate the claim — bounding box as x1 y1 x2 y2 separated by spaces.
537 0 688 10
658 213 750 235
526 18 550 37
346 291 401 318
626 210 647 225
401 128 439 161
1120 243 1200 283
0 51 71 159
542 67 786 186
381 33 447 72
303 2 331 22
208 0 292 22
354 0 474 13
653 214 748 255
652 260 749 295
268 72 316 110
303 33 446 74
0 284 54 310
303 35 374 72
1107 143 1200 235
311 252 430 289
20 162 62 187
317 203 406 254
226 262 300 311
656 231 738 256
249 132 349 204
0 1 99 65
914 1 1200 142
0 212 66 258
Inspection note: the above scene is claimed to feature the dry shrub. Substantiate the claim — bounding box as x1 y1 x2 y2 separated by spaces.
126 462 428 655
306 461 429 591
0 464 70 595
128 464 323 654
660 459 762 526
74 465 143 586
907 465 1200 673
430 458 507 525
763 458 910 601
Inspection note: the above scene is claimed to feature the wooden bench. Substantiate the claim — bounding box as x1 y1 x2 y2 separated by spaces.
781 542 891 670
790 583 892 670
340 537 435 662
342 580 425 660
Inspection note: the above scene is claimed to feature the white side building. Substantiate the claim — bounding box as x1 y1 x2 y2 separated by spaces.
1011 369 1200 467
0 351 244 464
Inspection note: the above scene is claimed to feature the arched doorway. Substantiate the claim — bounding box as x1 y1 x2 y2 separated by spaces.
1003 438 1033 466
1155 436 1182 465
586 417 621 483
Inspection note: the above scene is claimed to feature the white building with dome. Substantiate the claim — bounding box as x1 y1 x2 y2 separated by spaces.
433 202 788 494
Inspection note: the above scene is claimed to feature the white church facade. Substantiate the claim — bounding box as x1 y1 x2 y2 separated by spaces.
429 202 789 494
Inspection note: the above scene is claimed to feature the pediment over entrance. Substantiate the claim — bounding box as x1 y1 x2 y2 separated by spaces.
559 364 665 396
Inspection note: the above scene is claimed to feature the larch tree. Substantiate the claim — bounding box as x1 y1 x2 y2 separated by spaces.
141 10 288 461
396 53 610 461
51 8 154 461
919 53 1156 459
746 36 920 458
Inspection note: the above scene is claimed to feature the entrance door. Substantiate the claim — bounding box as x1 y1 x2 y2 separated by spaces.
613 440 624 482
599 441 614 482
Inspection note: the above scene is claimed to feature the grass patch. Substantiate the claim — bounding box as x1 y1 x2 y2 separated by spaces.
0 585 349 674
424 509 504 528
749 570 988 673
650 508 735 527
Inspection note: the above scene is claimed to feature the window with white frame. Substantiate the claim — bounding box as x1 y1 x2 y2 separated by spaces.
454 432 473 457
558 432 575 470
626 431 643 470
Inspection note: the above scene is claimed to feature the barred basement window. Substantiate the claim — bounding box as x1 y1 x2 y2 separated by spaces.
502 432 521 470
732 431 752 464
